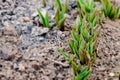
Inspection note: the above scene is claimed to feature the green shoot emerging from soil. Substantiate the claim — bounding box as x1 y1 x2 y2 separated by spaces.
70 16 99 66
75 0 100 62
76 0 96 18
56 0 62 11
56 0 69 13
37 8 50 28
101 0 120 20
59 49 91 80
55 0 69 30
55 8 66 31
59 0 102 79
75 66 91 80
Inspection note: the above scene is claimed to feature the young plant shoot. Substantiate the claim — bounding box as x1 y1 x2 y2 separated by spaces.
59 0 102 79
55 0 69 30
37 8 50 28
101 0 120 20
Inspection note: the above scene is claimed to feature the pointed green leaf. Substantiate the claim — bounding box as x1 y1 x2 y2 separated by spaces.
45 11 49 27
58 49 68 58
71 31 79 42
55 8 60 24
37 8 46 27
68 54 74 64
56 0 62 11
83 70 91 80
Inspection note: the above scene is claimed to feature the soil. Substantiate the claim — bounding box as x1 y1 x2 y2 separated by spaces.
90 19 120 80
0 0 120 80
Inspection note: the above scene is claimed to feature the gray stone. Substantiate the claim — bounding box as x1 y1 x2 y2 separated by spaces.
31 27 49 36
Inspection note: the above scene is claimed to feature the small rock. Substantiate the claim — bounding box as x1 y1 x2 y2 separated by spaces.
36 36 44 41
12 49 18 55
23 17 30 22
31 27 49 36
13 63 18 70
18 64 25 72
70 1 77 8
32 64 40 70
32 12 38 17
21 44 28 50
109 72 115 77
57 73 64 78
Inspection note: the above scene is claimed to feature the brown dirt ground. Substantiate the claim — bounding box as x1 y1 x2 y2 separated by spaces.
0 0 120 80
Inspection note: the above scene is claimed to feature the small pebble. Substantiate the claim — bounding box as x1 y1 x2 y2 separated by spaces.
23 17 30 22
18 64 25 72
109 73 115 77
